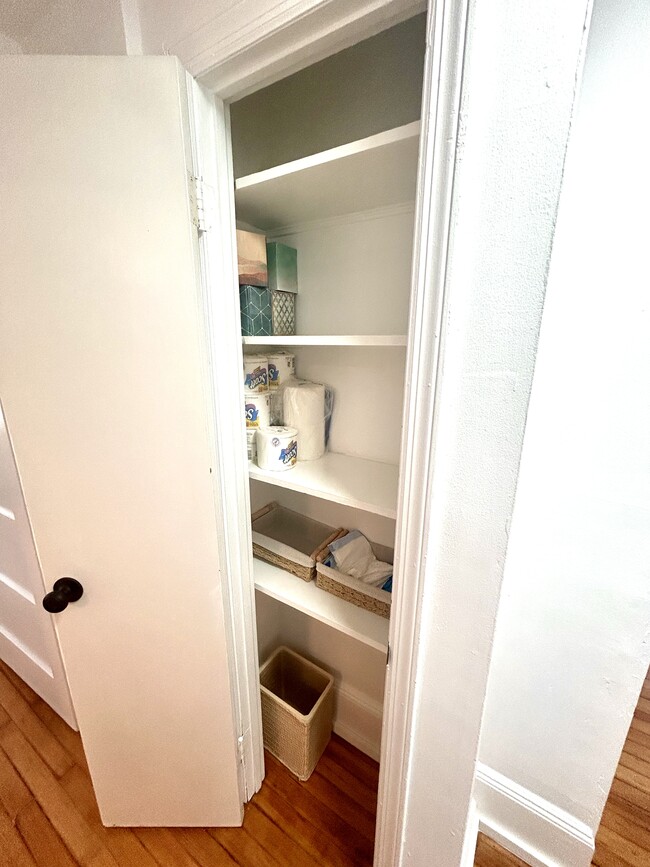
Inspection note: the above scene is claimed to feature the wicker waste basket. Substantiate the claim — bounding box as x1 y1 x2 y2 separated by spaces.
260 646 334 781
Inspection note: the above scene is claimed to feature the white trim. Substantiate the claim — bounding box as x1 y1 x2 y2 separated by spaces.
184 75 265 802
333 682 384 761
119 0 143 56
461 800 480 867
374 0 471 864
475 764 595 867
193 0 426 99
269 201 415 243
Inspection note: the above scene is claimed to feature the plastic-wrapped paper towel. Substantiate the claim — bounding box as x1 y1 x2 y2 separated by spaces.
283 381 325 461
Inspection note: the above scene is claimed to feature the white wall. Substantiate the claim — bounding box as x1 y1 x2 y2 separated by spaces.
0 0 126 55
383 0 592 864
229 15 425 177
478 0 650 860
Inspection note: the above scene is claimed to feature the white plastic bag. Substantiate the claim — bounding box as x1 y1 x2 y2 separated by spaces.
328 530 392 587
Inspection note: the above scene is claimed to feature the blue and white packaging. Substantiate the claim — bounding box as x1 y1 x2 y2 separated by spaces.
245 392 271 429
256 426 298 471
243 354 268 393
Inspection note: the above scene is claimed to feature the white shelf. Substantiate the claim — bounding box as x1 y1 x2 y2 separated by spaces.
248 452 398 519
235 122 420 231
243 335 407 347
254 558 389 653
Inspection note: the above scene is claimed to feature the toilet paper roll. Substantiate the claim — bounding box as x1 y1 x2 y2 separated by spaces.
243 354 268 393
268 351 295 390
246 429 257 462
283 381 325 461
256 426 298 471
245 392 271 429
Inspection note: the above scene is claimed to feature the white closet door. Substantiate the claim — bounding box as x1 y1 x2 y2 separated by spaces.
0 56 242 827
0 401 76 727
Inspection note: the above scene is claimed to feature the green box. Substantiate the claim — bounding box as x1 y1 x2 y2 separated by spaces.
267 242 298 294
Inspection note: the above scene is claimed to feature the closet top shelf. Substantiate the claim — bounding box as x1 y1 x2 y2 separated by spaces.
234 121 420 231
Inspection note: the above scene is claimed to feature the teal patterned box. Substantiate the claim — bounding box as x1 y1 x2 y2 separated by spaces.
240 285 272 336
267 242 297 335
267 242 298 293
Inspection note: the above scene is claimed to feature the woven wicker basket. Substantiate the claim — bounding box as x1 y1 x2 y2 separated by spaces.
260 646 334 781
252 502 343 581
316 532 393 619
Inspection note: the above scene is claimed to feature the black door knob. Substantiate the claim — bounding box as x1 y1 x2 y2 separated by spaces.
43 577 84 613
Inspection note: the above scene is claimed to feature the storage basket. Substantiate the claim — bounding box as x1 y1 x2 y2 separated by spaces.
251 502 343 581
316 531 393 619
260 646 334 781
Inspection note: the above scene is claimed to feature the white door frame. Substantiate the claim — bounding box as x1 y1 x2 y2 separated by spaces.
189 0 592 863
191 0 482 858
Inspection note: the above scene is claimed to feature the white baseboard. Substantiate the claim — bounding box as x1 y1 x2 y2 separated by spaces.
333 682 383 760
475 764 595 867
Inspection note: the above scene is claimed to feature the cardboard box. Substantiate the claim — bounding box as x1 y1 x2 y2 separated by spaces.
237 230 267 286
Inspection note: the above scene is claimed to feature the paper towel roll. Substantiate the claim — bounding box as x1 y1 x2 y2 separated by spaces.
283 381 325 461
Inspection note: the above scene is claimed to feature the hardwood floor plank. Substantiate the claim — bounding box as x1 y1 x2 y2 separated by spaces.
0 660 39 705
618 750 650 785
263 754 374 865
592 839 636 867
0 742 33 820
615 764 650 797
0 803 38 867
631 716 650 737
0 721 109 865
608 778 650 815
474 833 527 867
599 799 650 852
594 826 647 867
87 849 121 867
622 735 650 763
172 828 238 866
625 725 650 751
0 701 10 727
637 696 650 716
606 789 650 830
253 774 354 867
136 827 201 867
327 735 380 786
308 767 377 843
15 798 77 867
31 697 89 772
60 763 159 867
0 669 73 778
242 802 320 866
316 752 378 813
209 822 280 867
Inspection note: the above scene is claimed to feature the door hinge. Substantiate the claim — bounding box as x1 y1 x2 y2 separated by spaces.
237 732 249 800
189 174 216 233
386 642 391 666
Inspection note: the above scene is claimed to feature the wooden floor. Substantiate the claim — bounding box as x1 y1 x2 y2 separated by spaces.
0 658 648 867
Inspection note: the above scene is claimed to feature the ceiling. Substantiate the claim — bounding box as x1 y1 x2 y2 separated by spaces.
0 0 127 55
